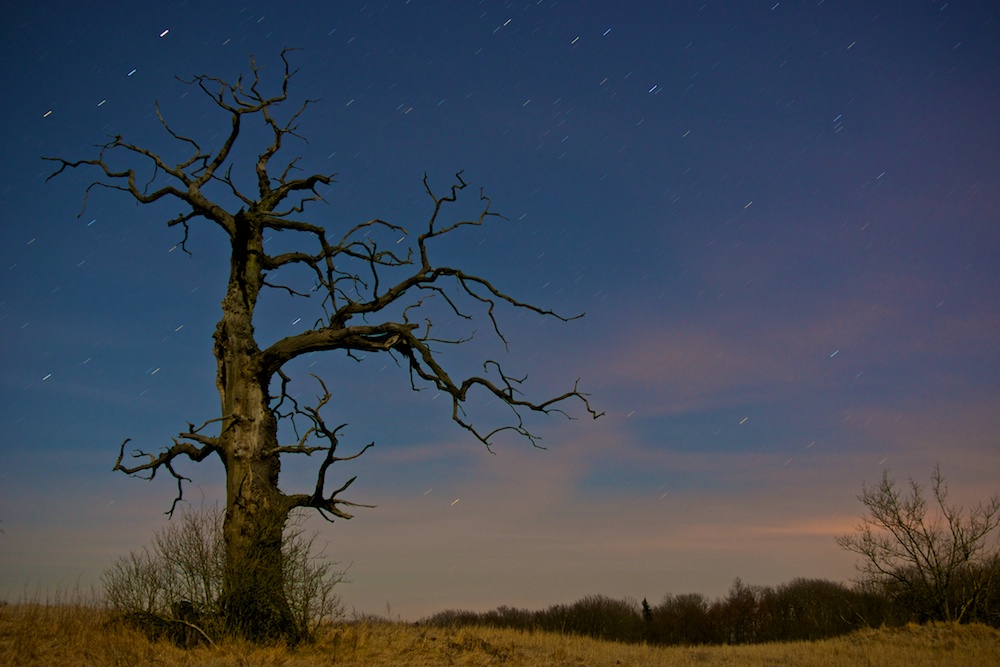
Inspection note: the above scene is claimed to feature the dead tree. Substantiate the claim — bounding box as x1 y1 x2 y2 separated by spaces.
45 49 600 642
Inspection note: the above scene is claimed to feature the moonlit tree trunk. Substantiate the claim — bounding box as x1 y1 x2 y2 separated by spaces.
45 50 600 642
213 211 296 638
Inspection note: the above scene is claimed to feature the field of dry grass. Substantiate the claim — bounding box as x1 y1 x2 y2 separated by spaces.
2 601 999 667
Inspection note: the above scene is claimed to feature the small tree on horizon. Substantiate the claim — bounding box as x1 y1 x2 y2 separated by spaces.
45 49 600 642
837 465 1000 624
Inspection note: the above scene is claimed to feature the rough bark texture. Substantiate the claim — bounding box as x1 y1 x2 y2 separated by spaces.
46 50 600 642
214 211 296 639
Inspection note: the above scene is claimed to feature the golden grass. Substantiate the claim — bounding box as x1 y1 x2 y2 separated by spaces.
2 602 999 667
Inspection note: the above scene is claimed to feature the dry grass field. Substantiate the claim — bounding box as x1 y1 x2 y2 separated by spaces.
2 601 999 667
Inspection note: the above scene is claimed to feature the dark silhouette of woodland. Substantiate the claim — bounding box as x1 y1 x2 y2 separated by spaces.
424 572 1000 647
426 468 1000 646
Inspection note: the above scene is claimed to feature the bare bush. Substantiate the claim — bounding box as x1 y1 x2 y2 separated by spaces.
103 548 168 616
282 519 346 638
103 506 344 643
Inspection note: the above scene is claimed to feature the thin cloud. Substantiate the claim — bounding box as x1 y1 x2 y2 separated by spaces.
597 288 995 418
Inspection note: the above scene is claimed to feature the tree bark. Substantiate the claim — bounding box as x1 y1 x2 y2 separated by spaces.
212 210 296 640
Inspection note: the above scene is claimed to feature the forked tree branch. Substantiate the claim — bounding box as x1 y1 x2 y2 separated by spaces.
110 415 233 515
43 48 333 244
274 376 375 520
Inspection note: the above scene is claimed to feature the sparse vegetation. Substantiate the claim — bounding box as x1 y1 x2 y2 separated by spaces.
102 506 344 645
2 601 999 667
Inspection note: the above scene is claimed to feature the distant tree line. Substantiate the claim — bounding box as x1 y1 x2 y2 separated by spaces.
425 467 999 646
423 571 1000 646
422 579 881 646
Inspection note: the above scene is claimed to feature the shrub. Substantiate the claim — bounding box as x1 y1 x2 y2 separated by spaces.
102 506 344 644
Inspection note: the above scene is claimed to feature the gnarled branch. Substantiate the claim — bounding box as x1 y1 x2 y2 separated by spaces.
111 416 231 516
273 376 375 520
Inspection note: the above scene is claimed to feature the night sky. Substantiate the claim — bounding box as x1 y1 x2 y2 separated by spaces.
2 2 998 619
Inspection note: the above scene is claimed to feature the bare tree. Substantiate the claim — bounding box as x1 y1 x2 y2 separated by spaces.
46 49 600 641
836 465 1000 623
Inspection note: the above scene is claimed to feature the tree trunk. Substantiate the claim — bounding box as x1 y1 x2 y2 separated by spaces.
217 395 296 641
220 482 296 641
214 214 298 642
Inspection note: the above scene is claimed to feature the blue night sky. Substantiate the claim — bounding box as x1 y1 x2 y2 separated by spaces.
2 2 998 618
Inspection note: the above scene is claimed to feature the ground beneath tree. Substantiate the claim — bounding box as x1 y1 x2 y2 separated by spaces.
2 603 999 666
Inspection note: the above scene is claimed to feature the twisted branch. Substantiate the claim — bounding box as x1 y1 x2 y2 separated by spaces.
112 414 231 516
273 376 375 520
